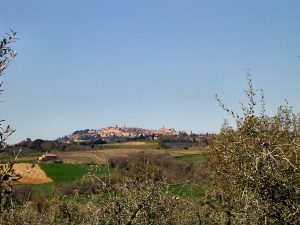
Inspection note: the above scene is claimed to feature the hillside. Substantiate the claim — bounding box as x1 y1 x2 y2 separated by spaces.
4 139 87 158
58 125 188 143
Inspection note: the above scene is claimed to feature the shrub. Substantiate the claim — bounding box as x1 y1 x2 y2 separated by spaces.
2 177 200 225
56 180 99 195
0 30 19 212
205 74 300 224
12 185 33 204
108 153 202 183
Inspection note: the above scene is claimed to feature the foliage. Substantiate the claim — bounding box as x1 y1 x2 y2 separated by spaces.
108 152 204 183
0 30 19 212
0 30 17 153
158 139 168 149
2 177 200 225
6 139 87 155
206 74 300 224
158 135 207 149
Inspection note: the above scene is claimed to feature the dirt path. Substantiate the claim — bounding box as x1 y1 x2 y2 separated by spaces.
13 163 53 184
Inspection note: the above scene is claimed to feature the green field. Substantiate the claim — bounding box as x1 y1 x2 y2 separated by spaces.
167 184 203 199
39 163 111 183
175 153 204 162
37 152 207 200
167 179 211 200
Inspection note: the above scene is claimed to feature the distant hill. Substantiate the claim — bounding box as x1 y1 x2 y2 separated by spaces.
58 126 188 144
1 127 212 157
1 131 214 158
4 139 87 157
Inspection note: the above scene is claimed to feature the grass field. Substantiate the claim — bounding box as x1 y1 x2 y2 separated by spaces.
14 148 209 201
175 153 205 162
167 179 212 200
56 148 206 164
167 184 203 199
39 163 111 183
103 140 159 149
56 149 147 164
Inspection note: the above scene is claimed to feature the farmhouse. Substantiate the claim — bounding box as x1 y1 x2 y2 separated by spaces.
38 152 61 163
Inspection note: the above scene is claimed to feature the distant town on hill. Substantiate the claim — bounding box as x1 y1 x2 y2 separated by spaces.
58 125 189 144
4 126 212 156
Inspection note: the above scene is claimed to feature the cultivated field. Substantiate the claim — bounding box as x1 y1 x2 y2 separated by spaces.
39 163 111 183
55 148 206 164
7 147 206 187
13 163 52 184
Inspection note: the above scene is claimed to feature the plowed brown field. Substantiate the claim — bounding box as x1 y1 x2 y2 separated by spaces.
13 163 52 184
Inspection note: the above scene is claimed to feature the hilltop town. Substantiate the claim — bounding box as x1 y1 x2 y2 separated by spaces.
59 126 188 143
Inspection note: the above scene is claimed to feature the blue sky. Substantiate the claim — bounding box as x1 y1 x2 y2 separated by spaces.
1 0 300 143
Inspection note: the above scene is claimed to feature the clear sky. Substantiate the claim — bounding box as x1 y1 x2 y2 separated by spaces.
1 0 300 144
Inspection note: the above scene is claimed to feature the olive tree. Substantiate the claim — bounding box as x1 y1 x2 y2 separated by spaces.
203 74 299 224
0 30 20 212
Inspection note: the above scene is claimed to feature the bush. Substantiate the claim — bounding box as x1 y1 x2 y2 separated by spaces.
2 177 200 225
56 180 99 195
108 153 202 183
12 185 33 204
205 74 300 224
0 30 19 212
